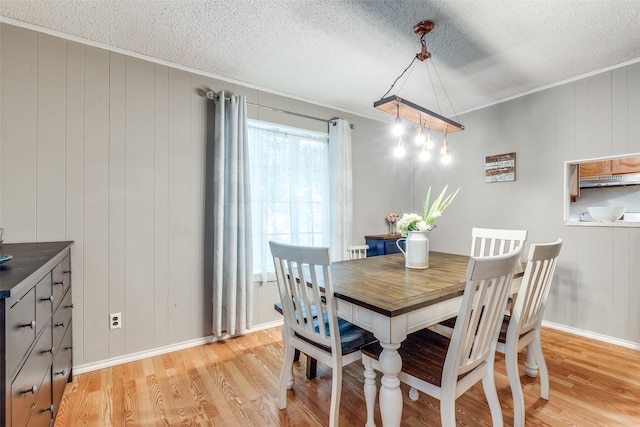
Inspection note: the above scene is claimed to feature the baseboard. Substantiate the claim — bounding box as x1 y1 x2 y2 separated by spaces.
74 319 637 375
542 320 640 351
73 319 284 375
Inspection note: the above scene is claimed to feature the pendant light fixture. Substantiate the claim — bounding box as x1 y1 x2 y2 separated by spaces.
374 20 464 163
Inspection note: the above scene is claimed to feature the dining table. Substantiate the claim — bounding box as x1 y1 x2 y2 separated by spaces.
330 251 524 427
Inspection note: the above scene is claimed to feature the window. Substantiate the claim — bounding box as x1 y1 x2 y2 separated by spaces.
248 120 330 280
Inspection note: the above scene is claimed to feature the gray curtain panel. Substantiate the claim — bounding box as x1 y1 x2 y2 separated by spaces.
206 90 253 337
329 119 353 262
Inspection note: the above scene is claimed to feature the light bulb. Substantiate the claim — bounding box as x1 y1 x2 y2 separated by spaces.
392 120 404 136
419 147 431 161
441 133 451 163
425 128 434 150
394 138 405 157
414 127 425 145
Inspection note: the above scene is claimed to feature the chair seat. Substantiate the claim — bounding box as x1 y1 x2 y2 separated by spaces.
275 302 375 354
297 317 375 355
361 328 470 387
439 314 523 344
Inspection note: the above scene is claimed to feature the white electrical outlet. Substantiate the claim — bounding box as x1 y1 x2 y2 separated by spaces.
110 312 122 329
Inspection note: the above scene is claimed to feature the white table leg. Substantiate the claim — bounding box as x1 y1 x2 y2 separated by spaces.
525 342 539 377
378 341 403 427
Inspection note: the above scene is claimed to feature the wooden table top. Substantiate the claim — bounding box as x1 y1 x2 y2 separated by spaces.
331 252 471 318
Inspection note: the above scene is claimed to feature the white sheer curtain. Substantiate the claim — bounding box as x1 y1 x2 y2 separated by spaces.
208 90 253 337
248 121 330 281
329 119 353 262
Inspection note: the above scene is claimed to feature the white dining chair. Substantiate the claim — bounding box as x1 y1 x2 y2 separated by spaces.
435 227 528 336
347 244 369 259
361 249 521 427
270 241 374 427
496 238 563 427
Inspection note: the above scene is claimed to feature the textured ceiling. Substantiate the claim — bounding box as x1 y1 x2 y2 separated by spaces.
2 1 640 123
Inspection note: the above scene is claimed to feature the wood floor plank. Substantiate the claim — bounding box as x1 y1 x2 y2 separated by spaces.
55 326 640 426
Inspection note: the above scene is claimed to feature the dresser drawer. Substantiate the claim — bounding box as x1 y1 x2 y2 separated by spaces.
11 329 53 427
52 255 71 310
6 287 36 377
53 288 73 353
29 374 54 427
35 272 53 334
52 325 73 415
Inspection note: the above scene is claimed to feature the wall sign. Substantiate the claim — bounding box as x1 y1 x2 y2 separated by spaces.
485 152 516 183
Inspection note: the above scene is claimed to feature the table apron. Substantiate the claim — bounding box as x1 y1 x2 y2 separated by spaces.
337 296 464 343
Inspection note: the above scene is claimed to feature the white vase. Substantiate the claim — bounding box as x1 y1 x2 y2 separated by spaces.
396 230 429 269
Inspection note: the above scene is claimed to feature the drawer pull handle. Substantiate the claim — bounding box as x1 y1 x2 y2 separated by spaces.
21 320 36 329
55 322 65 328
65 303 74 309
22 384 38 395
44 346 54 354
55 369 66 376
63 270 71 274
54 281 63 286
64 346 73 350
41 295 54 303
42 404 55 413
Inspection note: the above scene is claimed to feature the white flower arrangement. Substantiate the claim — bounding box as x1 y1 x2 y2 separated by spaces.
396 185 461 237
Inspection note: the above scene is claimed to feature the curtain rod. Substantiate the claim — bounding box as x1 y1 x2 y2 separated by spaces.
205 90 354 127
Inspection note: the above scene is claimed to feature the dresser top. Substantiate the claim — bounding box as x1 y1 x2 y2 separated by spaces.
0 241 73 299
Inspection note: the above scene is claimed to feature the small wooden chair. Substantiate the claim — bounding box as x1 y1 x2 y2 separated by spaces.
347 244 369 259
362 249 521 426
496 238 563 427
270 241 374 427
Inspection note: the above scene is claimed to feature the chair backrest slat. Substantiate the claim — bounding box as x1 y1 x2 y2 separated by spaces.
446 249 521 378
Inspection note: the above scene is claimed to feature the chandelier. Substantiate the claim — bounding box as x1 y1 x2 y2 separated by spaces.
374 20 464 163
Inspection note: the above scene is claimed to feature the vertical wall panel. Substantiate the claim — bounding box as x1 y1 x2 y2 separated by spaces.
124 57 156 353
612 227 630 337
629 228 640 342
1 25 37 241
108 51 126 357
65 40 85 364
588 228 614 335
550 84 578 325
190 73 207 336
611 68 629 154
167 68 192 342
154 64 169 346
588 72 612 157
629 63 640 153
83 45 111 362
36 34 66 241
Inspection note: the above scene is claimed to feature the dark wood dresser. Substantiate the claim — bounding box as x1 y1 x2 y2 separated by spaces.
364 234 402 257
1 241 73 427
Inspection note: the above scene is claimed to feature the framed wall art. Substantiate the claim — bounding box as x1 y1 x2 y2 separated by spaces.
485 152 516 183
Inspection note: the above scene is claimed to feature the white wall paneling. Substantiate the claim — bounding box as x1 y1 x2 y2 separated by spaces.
108 51 126 357
1 25 37 242
2 22 640 370
83 45 111 363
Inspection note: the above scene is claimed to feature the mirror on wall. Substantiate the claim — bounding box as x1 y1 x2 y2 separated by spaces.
565 154 640 223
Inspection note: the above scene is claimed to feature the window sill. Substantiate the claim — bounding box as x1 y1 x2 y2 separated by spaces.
565 221 640 228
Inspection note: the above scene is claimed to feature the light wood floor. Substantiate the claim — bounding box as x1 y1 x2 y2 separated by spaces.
54 326 640 426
